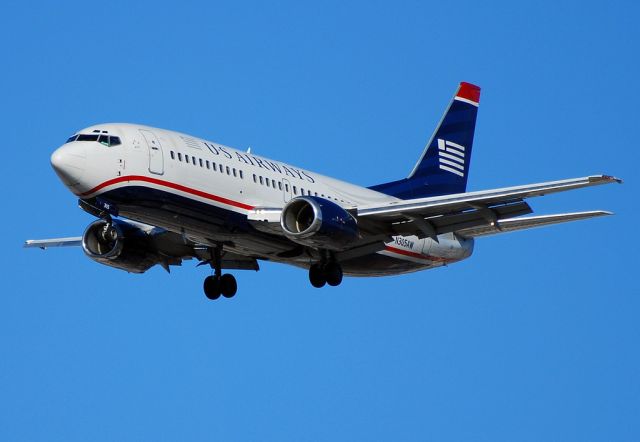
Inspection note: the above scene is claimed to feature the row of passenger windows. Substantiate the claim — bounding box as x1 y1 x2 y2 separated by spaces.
251 174 344 202
65 134 122 147
169 150 346 203
170 150 244 179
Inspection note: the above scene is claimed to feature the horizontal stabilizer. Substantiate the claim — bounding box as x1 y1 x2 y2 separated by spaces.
456 211 612 238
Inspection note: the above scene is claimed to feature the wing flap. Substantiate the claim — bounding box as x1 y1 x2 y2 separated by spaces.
457 211 612 238
391 201 532 238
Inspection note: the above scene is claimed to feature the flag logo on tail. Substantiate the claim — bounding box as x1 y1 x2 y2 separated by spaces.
438 139 466 177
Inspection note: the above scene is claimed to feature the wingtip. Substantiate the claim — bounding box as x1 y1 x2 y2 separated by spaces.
590 174 623 184
604 175 623 184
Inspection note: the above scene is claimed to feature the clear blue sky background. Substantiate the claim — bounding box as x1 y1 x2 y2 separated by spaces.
1 1 637 441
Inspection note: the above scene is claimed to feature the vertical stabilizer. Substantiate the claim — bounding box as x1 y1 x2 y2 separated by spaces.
369 82 481 199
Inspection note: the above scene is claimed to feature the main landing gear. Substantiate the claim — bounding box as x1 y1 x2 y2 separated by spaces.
203 246 237 300
309 261 343 288
204 273 237 300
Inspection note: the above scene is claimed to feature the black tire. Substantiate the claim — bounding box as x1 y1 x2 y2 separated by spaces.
220 274 238 298
204 275 221 300
324 262 343 287
309 264 326 288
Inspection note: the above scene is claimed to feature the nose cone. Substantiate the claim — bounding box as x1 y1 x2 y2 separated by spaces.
51 143 87 189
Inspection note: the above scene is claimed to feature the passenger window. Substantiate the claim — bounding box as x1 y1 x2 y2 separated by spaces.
233 168 237 177
293 186 297 194
185 155 189 164
170 151 175 160
219 164 224 173
278 182 282 190
259 176 264 185
199 158 203 167
206 160 210 169
285 183 289 192
314 192 318 196
239 170 244 179
212 162 216 171
109 136 122 146
226 166 230 175
253 174 257 183
271 179 276 187
301 188 304 195
192 156 197 165
178 152 183 161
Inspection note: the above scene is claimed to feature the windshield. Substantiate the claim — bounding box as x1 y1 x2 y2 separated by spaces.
65 134 121 146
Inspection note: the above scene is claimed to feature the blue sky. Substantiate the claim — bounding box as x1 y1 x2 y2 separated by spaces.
1 1 638 440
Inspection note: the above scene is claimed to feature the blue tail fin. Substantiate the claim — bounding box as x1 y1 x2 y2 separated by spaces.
369 82 480 199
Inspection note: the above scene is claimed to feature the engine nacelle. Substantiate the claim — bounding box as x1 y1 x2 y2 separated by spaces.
280 196 358 251
82 219 162 273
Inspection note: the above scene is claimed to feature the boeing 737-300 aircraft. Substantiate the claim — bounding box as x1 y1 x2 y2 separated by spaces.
25 82 621 299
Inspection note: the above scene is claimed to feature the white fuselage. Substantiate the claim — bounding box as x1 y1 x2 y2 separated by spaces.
51 123 473 276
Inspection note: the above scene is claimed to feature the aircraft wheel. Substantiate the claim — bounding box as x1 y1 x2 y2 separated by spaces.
204 275 221 300
220 274 237 298
324 262 343 287
309 264 326 288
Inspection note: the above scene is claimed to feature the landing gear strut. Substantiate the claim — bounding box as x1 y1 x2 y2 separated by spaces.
203 246 237 300
309 261 343 288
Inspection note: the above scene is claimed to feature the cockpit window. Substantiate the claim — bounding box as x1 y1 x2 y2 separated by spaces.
76 134 100 142
68 133 122 146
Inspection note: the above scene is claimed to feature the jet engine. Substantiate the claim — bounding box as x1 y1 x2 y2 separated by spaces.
82 219 164 273
280 196 358 250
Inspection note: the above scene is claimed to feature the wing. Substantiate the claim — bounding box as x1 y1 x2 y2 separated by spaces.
25 228 259 272
357 175 621 239
24 237 82 249
455 211 612 238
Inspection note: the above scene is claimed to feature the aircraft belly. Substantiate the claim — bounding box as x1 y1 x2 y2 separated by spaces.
340 254 431 277
89 185 471 277
94 186 295 255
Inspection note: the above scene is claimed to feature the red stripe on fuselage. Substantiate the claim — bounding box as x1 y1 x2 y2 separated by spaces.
78 175 255 211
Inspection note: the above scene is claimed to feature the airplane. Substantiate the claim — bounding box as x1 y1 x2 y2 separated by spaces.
25 82 621 300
